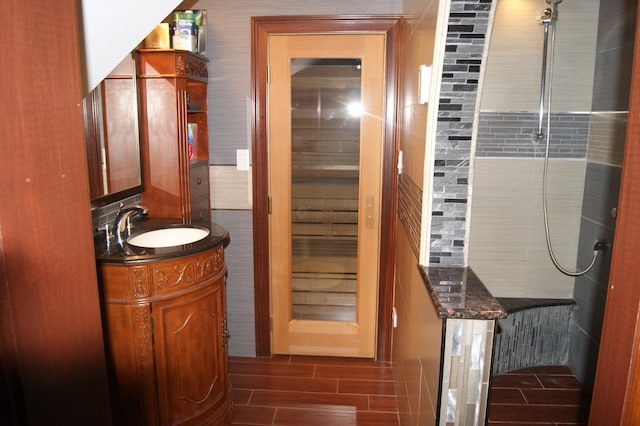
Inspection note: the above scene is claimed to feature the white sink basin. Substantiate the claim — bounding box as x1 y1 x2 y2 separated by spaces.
127 226 210 248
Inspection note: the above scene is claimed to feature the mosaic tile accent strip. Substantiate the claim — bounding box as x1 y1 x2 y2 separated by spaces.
91 194 143 231
476 111 589 158
440 318 494 425
492 298 576 374
398 173 423 258
431 0 494 266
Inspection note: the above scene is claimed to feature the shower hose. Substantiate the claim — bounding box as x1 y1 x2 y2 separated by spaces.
538 12 605 277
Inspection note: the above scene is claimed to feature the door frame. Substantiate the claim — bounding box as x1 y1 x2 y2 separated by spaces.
251 15 401 361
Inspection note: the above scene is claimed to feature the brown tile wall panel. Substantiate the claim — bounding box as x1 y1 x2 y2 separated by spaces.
392 226 442 425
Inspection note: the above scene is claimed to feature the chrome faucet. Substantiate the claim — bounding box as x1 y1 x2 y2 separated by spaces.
113 205 148 245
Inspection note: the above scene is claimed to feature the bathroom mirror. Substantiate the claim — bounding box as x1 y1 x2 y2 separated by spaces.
84 52 143 208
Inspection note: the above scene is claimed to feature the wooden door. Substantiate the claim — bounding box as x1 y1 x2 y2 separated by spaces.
268 33 386 358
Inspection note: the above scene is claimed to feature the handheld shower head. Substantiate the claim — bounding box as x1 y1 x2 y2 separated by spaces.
538 8 553 24
539 0 561 23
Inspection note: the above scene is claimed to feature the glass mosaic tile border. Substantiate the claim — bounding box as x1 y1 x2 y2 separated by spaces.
476 111 589 158
429 0 494 266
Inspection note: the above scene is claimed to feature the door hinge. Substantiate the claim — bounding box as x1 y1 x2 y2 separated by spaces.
267 65 271 83
268 195 272 214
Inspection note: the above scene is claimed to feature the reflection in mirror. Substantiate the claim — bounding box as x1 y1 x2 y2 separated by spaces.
84 53 143 207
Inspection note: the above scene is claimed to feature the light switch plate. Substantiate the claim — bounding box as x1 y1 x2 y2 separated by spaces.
236 149 250 171
419 64 432 104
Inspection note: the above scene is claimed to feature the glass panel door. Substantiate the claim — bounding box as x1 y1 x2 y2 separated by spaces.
268 33 384 357
290 58 362 322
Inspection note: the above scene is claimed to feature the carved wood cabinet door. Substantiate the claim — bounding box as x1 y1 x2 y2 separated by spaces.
152 278 228 425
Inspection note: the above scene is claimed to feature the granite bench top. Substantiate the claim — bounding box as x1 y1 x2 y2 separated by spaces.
418 265 507 320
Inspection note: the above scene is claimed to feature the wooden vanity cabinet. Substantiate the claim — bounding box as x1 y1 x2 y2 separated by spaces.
137 49 211 226
99 245 232 425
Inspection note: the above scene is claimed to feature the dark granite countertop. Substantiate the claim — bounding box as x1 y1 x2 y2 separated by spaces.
419 265 506 320
94 217 230 264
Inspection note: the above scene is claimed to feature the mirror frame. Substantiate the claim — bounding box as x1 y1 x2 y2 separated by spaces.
85 52 144 208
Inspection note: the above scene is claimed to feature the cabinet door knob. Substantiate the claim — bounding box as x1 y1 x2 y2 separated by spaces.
197 178 202 185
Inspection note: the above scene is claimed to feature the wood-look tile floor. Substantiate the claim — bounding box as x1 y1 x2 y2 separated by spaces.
229 357 588 426
488 366 590 425
229 356 399 426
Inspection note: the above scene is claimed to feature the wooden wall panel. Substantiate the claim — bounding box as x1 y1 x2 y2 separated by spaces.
0 0 113 424
589 5 640 424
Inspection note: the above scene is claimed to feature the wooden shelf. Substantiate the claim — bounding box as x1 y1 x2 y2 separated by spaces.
137 49 211 226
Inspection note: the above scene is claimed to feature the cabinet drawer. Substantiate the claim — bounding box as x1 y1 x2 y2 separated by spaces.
192 194 210 225
190 161 210 225
190 162 209 198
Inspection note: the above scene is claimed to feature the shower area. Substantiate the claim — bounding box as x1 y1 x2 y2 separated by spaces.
467 0 636 390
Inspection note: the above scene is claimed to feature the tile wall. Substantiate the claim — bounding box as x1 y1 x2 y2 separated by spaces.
428 0 494 267
466 0 634 392
569 160 620 389
468 0 599 299
393 1 496 425
91 194 142 230
476 112 589 158
393 228 443 426
493 299 575 374
393 0 444 421
440 318 494 425
479 0 598 112
397 174 423 258
468 158 584 299
569 0 634 389
212 209 256 356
